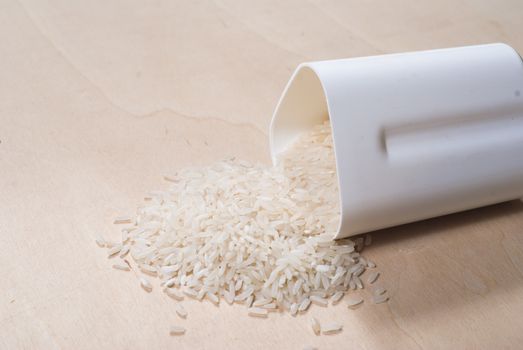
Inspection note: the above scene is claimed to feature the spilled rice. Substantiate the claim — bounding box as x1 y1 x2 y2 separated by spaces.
98 121 386 337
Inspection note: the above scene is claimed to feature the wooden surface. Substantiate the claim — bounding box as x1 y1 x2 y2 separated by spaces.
2 1 523 349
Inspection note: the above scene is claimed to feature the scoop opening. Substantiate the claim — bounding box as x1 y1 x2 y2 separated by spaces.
270 65 346 239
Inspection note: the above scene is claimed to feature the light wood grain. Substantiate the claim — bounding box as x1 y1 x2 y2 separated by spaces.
2 0 523 349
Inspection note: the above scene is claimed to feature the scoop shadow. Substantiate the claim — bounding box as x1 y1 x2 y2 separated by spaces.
353 199 523 323
366 199 523 247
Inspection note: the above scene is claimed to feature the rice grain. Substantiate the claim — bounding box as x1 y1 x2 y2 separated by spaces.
322 322 343 335
165 288 184 301
373 294 389 304
95 236 106 248
140 276 152 292
346 295 364 309
175 303 188 318
169 326 186 336
298 298 312 312
366 271 380 284
248 307 268 318
112 263 130 271
114 216 132 224
373 287 387 296
107 245 122 257
331 291 344 304
183 288 198 299
311 317 321 335
310 296 328 307
119 245 130 258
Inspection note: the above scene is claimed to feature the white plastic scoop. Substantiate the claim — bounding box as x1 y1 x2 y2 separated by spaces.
270 43 523 239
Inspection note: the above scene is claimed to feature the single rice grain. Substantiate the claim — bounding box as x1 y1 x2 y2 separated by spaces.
346 295 364 309
119 245 130 258
140 276 152 292
175 303 188 318
310 295 328 307
206 292 220 305
261 303 277 310
107 244 122 258
183 288 198 299
95 236 105 248
322 322 343 335
311 317 321 335
331 291 344 304
367 271 380 284
373 294 389 304
373 287 387 296
298 298 312 312
248 307 268 318
113 216 132 224
165 288 184 301
112 263 130 271
140 264 158 276
169 326 186 336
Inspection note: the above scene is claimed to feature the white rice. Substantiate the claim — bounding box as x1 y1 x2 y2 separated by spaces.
366 271 380 284
183 288 198 299
310 296 328 307
206 292 220 305
112 263 130 271
373 287 387 296
175 303 188 318
373 294 389 304
354 276 364 289
113 216 132 224
253 298 271 307
261 303 277 310
107 244 122 257
163 175 177 183
331 291 344 304
223 289 235 305
290 303 298 316
298 298 312 312
164 288 184 301
119 245 130 258
95 236 106 248
104 240 119 248
102 121 376 318
139 276 152 292
248 307 268 318
169 326 186 336
346 295 364 308
139 264 158 276
322 322 343 335
311 317 321 335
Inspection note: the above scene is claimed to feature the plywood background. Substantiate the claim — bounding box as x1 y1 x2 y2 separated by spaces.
2 1 523 349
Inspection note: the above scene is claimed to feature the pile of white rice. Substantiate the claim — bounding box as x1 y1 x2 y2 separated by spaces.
100 121 377 315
